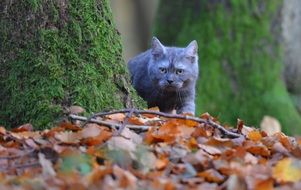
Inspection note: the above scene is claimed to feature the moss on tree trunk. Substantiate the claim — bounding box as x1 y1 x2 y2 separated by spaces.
155 0 301 134
0 0 144 128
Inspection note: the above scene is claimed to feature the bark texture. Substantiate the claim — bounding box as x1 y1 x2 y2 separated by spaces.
0 0 144 128
282 0 301 114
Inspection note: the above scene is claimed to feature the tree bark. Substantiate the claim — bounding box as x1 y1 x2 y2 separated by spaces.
155 0 301 134
282 0 301 114
0 0 144 128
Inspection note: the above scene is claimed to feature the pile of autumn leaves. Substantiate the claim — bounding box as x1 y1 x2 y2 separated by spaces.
0 110 301 190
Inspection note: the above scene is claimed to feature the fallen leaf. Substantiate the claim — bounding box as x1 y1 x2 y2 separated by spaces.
113 165 137 189
11 123 33 132
247 130 262 141
260 116 281 136
80 124 102 138
69 106 85 114
198 169 225 183
38 153 56 177
272 158 301 183
254 178 273 190
226 175 248 190
107 113 126 122
198 144 222 155
155 157 169 170
60 122 81 131
55 131 81 144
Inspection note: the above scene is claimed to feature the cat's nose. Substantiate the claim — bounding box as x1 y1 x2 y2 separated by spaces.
167 79 174 84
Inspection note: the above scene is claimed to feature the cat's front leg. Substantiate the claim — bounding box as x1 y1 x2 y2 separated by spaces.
177 99 195 115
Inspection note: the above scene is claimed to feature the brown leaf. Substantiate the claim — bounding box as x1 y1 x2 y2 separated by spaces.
60 122 82 131
225 175 248 190
81 130 112 146
254 178 274 190
198 144 222 155
236 119 244 133
246 144 270 157
11 123 33 132
69 105 85 114
107 113 126 122
260 116 281 136
198 169 225 183
55 131 81 144
113 165 137 189
155 157 169 170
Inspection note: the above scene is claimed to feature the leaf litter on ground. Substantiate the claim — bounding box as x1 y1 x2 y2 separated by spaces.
0 108 301 189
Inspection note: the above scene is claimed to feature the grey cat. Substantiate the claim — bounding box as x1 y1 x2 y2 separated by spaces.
128 37 199 115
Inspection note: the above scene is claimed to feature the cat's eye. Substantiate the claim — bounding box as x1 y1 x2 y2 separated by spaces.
176 69 184 75
159 67 167 73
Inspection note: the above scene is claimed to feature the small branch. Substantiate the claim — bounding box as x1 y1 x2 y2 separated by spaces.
70 109 241 138
69 114 151 131
0 162 41 172
0 150 35 160
116 108 135 134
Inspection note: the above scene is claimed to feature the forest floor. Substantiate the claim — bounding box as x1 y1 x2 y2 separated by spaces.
0 107 300 189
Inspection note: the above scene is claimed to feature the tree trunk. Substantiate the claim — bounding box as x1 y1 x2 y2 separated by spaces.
155 0 301 134
282 0 301 114
110 0 159 62
0 0 143 128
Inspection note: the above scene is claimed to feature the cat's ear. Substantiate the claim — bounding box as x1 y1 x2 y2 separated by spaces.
151 37 165 58
184 40 198 63
185 40 198 56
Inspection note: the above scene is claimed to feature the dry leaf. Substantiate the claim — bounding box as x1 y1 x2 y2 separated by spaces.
260 116 281 136
38 153 56 177
247 130 263 141
273 158 301 183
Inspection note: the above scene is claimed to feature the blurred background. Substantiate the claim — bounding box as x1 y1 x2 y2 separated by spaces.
110 0 301 134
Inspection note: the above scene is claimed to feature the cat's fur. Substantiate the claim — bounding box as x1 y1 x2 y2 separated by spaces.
128 37 199 114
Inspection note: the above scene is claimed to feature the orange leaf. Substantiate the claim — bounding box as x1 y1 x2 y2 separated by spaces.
128 117 145 125
142 107 160 118
200 112 211 120
191 126 209 138
276 133 292 151
144 120 181 144
11 123 33 132
0 127 6 135
155 157 169 170
60 122 81 131
254 178 274 190
247 131 262 141
246 144 270 157
82 130 112 146
187 137 198 149
107 113 126 122
198 169 225 183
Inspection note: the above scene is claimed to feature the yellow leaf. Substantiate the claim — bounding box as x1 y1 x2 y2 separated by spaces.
273 158 301 183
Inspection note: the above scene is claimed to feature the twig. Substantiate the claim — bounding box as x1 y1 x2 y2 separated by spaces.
0 149 35 160
116 108 135 134
0 157 57 173
0 162 41 172
69 114 151 131
70 109 241 138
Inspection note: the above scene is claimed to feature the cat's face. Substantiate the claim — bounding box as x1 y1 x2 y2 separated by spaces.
148 37 199 92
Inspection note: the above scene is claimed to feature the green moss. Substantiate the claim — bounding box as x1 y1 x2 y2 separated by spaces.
156 0 301 134
0 0 144 129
